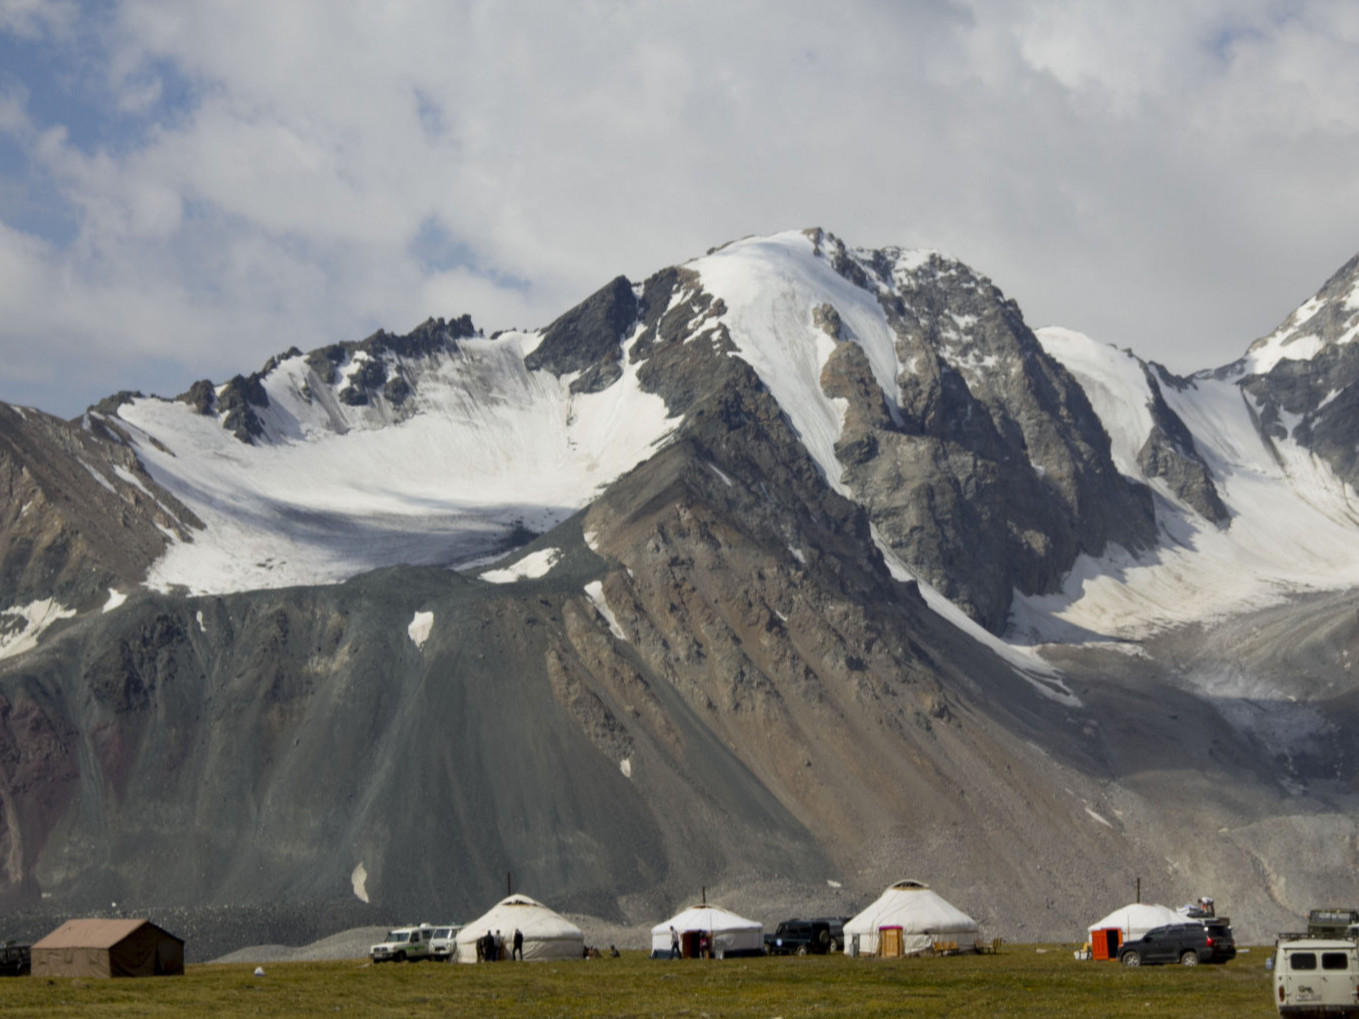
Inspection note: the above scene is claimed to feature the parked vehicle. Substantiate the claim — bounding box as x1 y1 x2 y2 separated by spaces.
1117 922 1236 967
1273 937 1359 1016
0 941 30 976
1309 909 1359 939
429 924 463 961
764 918 847 956
370 924 435 962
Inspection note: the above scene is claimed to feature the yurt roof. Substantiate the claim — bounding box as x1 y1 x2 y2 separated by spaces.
651 904 761 936
844 880 978 936
1086 902 1182 934
462 894 582 941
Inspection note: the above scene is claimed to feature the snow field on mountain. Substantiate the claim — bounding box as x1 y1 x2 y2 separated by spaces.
693 231 906 497
117 333 676 594
1022 327 1359 641
0 598 76 662
480 547 561 584
583 580 627 641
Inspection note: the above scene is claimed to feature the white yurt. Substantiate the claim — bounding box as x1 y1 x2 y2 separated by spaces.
650 904 764 959
455 894 584 963
1086 903 1182 942
844 880 979 958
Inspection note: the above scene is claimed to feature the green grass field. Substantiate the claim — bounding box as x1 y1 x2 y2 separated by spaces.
0 946 1279 1017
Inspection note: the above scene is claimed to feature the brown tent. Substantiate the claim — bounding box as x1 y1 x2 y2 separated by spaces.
31 919 184 978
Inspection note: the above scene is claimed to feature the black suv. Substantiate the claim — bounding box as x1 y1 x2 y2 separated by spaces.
764 918 847 956
1117 921 1236 967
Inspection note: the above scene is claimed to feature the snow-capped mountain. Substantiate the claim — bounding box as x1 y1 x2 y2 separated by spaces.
1 227 1358 957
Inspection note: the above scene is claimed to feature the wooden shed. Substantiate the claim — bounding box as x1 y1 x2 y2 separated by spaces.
31 919 184 978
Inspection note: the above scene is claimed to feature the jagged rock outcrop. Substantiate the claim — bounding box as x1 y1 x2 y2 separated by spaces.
824 236 1157 631
1223 251 1359 488
1136 365 1228 523
0 405 198 614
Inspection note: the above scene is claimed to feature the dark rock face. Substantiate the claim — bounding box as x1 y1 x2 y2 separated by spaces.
337 356 387 406
525 275 638 384
0 405 199 613
218 374 269 443
814 235 1157 632
1136 366 1228 524
1226 251 1359 489
178 380 216 416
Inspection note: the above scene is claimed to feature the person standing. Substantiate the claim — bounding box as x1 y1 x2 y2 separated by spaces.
670 926 680 958
513 928 524 961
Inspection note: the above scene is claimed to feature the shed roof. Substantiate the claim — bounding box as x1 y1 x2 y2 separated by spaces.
33 919 179 950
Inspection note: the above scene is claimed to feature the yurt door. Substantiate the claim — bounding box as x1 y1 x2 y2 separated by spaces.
879 926 904 958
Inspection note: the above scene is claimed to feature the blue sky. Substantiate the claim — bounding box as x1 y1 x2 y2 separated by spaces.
1 0 1358 416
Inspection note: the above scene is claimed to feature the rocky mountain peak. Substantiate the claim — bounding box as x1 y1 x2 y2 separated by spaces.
1211 249 1359 491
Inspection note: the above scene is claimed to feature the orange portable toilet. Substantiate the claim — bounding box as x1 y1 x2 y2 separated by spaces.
1091 927 1122 961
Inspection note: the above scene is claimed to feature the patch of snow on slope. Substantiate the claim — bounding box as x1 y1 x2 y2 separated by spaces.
1235 294 1330 377
351 862 369 904
481 547 561 584
708 463 734 487
693 231 906 496
1012 365 1359 641
583 580 626 640
103 589 127 613
1035 327 1153 480
81 461 117 494
407 610 434 649
117 331 677 594
870 526 1079 706
0 598 75 660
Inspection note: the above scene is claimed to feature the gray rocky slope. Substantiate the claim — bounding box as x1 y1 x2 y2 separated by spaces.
0 229 1357 959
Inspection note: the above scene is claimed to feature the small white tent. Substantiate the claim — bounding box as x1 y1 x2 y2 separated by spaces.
844 880 979 958
455 894 584 963
1086 903 1182 942
650 904 764 959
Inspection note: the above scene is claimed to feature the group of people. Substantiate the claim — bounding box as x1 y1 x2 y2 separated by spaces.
475 928 524 962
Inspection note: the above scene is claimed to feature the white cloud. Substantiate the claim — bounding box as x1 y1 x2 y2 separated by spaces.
0 0 77 40
0 0 1357 415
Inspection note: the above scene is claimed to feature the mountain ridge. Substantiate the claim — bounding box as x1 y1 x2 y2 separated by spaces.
1 227 1359 957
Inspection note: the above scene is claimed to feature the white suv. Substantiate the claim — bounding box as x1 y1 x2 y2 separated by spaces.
429 925 463 961
370 924 434 963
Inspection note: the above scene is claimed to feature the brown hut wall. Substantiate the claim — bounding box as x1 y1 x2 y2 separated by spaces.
110 926 184 977
31 947 112 979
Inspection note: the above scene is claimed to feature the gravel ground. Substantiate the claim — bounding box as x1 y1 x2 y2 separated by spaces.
212 926 391 964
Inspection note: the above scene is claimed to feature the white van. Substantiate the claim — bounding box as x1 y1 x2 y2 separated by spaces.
1273 938 1359 1016
429 924 463 961
370 924 435 963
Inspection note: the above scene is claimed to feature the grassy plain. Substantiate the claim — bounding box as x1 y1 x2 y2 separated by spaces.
0 945 1277 1018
